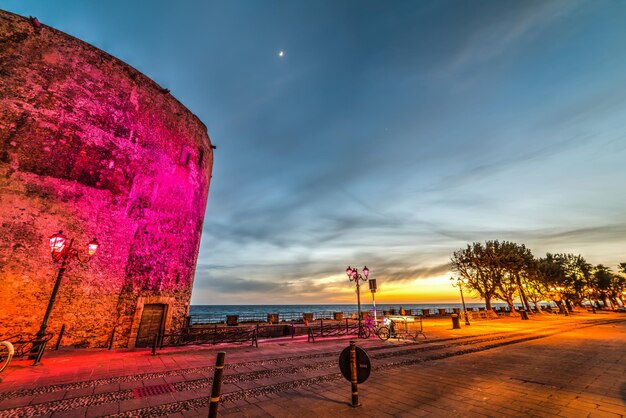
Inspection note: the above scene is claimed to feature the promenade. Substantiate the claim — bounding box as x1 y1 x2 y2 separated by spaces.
0 312 625 417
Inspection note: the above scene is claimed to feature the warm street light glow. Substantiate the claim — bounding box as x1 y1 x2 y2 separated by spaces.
87 238 99 257
49 231 67 255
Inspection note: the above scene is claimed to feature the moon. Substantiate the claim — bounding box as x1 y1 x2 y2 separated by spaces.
278 50 285 58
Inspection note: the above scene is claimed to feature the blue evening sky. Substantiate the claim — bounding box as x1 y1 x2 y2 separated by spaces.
5 1 626 304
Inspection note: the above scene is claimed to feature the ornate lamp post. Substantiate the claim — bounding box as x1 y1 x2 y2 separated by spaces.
450 277 470 325
30 231 98 356
346 266 369 331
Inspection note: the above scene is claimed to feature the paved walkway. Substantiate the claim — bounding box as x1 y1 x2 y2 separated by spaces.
1 312 625 417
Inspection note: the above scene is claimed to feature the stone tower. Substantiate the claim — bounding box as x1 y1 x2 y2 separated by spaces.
0 10 214 348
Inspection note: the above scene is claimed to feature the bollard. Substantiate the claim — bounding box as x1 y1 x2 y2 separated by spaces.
108 326 116 350
208 352 226 418
151 333 159 356
55 324 66 350
349 341 360 407
451 314 461 329
520 310 529 320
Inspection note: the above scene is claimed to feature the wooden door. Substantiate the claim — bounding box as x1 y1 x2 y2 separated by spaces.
135 304 166 347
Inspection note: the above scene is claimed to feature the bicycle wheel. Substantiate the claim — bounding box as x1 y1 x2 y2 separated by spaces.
377 326 390 341
358 325 371 339
0 341 14 373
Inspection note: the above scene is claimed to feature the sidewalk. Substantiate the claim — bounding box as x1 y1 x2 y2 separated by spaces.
1 312 624 417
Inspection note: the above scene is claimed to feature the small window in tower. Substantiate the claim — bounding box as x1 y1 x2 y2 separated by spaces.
198 149 204 166
180 146 192 166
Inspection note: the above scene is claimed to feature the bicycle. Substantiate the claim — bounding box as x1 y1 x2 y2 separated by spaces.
0 340 15 373
359 316 392 340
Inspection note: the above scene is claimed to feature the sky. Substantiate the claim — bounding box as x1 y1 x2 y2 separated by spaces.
5 0 626 305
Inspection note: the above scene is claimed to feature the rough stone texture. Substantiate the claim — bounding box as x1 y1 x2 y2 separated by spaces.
0 10 213 348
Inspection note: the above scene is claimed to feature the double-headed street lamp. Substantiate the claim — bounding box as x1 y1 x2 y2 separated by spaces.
346 266 369 331
30 231 98 357
450 276 470 325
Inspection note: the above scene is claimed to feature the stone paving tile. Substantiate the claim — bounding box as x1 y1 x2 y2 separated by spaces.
51 407 88 417
85 400 119 417
30 389 68 404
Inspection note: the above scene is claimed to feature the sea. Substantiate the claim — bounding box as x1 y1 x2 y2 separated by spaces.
190 302 513 318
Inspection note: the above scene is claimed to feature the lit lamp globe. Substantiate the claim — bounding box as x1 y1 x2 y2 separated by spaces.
87 238 99 257
48 231 67 259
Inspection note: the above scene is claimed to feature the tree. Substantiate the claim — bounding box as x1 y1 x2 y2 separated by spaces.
553 254 592 308
492 241 534 316
535 254 568 314
451 240 534 315
451 242 498 312
592 264 614 308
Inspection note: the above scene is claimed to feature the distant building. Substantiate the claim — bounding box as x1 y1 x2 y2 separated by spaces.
0 10 213 348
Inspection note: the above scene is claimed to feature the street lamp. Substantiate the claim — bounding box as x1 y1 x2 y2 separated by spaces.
30 231 98 357
346 266 369 333
450 277 470 325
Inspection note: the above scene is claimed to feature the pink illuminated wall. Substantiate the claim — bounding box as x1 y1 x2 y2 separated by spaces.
0 10 213 348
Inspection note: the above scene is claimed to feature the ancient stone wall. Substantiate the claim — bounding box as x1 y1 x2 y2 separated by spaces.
0 10 213 348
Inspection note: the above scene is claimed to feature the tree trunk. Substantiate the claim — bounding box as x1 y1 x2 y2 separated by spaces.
484 295 499 318
506 296 519 317
533 301 544 314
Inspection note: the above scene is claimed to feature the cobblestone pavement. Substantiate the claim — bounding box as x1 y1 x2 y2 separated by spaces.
0 312 625 417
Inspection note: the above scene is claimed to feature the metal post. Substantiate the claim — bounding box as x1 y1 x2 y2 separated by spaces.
372 291 377 323
108 326 116 350
29 265 66 358
349 341 360 407
32 339 47 366
291 320 295 339
55 324 66 350
356 280 362 333
151 333 159 356
208 352 226 418
459 286 470 326
320 318 324 338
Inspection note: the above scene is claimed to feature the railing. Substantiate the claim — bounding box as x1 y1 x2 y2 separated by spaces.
0 333 54 366
187 308 471 325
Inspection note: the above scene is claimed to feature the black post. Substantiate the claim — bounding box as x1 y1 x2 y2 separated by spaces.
55 324 66 350
29 266 66 359
32 339 48 366
320 318 324 337
459 286 470 326
208 352 226 418
291 320 295 339
356 280 362 335
108 326 116 350
349 341 360 407
151 333 159 356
